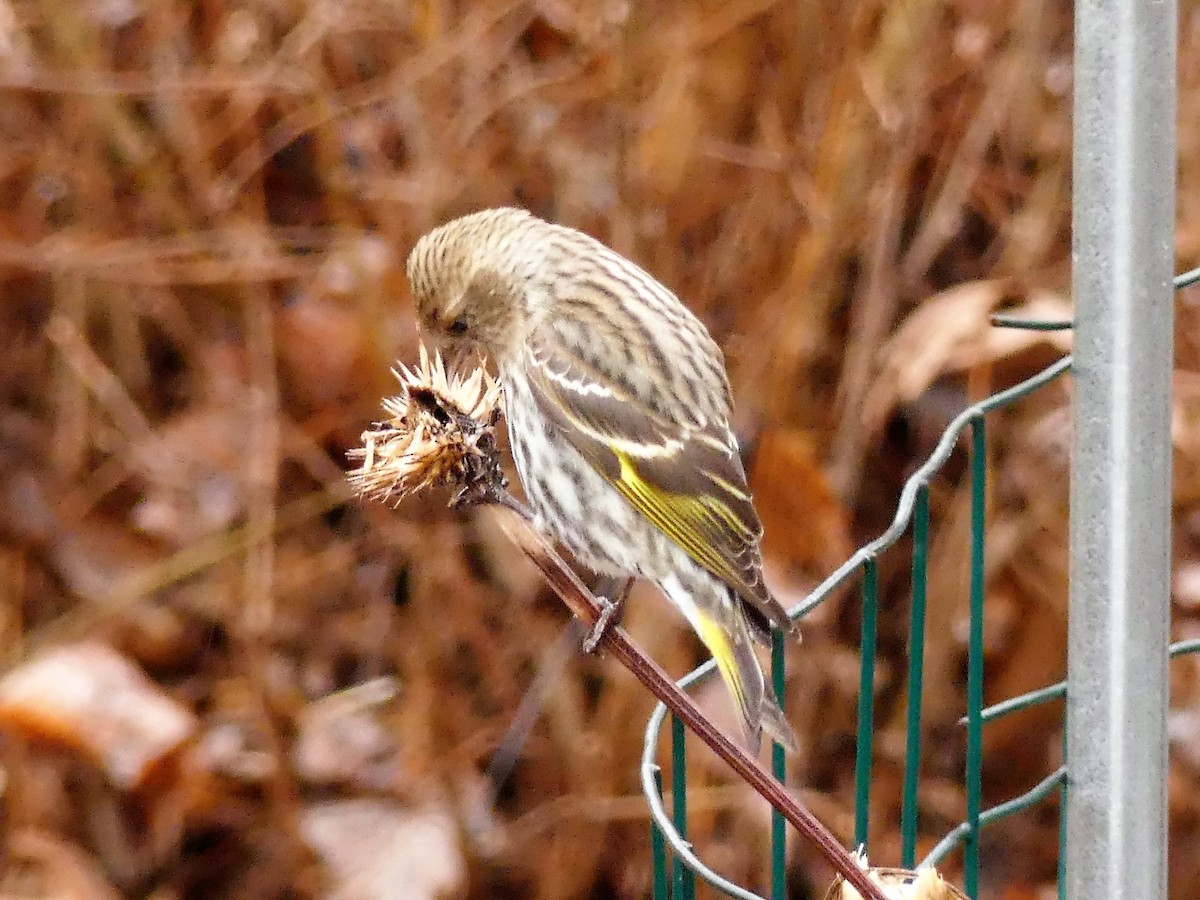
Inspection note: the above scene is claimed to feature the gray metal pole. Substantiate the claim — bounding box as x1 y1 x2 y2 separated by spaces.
1068 0 1176 897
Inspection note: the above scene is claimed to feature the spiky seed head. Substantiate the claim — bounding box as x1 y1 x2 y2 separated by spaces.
348 344 503 504
825 850 960 899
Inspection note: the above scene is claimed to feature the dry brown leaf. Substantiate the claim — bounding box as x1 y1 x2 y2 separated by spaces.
863 281 1072 435
1175 561 1200 611
301 799 465 900
750 426 854 608
293 678 403 791
276 239 393 414
129 402 252 545
0 642 197 792
1172 372 1200 504
0 830 123 900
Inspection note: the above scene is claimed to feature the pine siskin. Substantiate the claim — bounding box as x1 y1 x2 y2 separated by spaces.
406 207 799 753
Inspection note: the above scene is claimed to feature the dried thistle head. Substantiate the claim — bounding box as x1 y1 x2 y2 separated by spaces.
824 850 962 900
348 344 504 505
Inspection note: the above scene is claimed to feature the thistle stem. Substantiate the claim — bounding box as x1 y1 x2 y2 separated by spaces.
473 485 889 900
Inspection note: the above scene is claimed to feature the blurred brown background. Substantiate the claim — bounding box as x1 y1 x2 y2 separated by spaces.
1 0 1199 897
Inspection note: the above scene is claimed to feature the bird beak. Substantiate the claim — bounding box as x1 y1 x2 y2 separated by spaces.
414 324 486 376
443 344 469 371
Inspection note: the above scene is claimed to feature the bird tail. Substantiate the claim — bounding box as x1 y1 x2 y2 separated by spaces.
687 594 800 755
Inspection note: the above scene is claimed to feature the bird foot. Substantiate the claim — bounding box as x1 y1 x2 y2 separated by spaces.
582 594 625 653
451 481 532 520
450 481 498 509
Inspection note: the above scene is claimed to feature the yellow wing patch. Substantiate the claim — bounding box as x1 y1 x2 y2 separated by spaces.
612 450 752 588
522 335 774 614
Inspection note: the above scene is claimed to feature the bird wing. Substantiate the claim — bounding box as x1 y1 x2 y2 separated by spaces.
522 310 792 634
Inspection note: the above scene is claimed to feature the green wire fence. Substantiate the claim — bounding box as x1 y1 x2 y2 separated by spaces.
640 265 1200 899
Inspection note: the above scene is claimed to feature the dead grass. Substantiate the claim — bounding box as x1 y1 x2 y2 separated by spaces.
0 0 1198 897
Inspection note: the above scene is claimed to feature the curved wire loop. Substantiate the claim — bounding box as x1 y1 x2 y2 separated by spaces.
642 355 1072 895
641 261 1200 898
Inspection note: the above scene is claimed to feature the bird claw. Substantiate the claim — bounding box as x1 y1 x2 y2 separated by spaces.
451 481 532 520
450 483 490 508
582 595 624 653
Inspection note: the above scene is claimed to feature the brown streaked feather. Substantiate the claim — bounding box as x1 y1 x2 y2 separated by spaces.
523 314 794 635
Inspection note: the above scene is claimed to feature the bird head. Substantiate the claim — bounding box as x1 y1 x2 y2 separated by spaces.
406 207 544 365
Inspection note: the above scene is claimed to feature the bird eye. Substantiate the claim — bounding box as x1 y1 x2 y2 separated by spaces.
447 318 469 336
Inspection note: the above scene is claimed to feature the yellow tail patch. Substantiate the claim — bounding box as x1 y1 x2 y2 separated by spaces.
694 612 748 714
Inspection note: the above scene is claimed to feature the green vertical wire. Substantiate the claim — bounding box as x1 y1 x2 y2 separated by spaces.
671 715 695 899
965 418 986 899
854 558 879 849
1058 724 1067 900
771 628 787 900
901 486 930 867
650 768 670 900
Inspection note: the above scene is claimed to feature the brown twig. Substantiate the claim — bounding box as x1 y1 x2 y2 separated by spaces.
470 487 890 900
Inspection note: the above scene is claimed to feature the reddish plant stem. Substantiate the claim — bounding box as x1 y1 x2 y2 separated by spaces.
487 491 889 900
